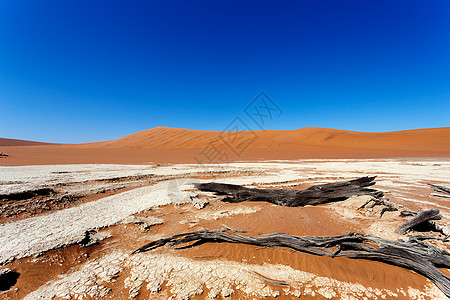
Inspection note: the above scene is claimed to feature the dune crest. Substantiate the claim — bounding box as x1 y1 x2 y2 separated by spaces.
74 126 450 153
1 127 449 165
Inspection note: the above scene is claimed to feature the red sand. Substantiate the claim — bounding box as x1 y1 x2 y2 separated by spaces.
1 127 449 165
0 138 53 147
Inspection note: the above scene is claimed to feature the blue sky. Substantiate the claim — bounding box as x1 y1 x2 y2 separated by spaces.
1 0 449 143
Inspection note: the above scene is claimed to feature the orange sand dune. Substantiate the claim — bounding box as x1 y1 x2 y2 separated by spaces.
1 127 449 165
0 138 53 147
76 126 450 154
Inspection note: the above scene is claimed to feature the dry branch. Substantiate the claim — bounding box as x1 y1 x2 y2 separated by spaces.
132 230 450 297
432 193 450 199
401 210 417 217
248 269 288 286
358 197 398 217
397 209 443 235
429 184 450 196
222 224 247 233
195 176 383 207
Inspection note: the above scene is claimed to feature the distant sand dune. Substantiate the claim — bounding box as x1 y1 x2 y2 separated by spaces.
1 127 449 165
76 126 450 154
0 138 53 147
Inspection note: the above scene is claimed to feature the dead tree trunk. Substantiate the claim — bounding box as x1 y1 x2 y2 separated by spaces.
195 176 383 207
397 209 442 234
132 230 450 297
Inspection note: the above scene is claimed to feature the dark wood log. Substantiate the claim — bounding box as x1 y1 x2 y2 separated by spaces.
397 209 442 235
429 184 450 196
195 176 384 207
132 230 450 297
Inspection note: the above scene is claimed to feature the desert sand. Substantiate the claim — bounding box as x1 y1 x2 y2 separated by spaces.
0 160 449 299
79 127 450 154
0 128 450 299
0 127 449 166
0 138 52 147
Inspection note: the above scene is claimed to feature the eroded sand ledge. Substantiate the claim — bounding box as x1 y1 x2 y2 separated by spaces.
1 159 449 299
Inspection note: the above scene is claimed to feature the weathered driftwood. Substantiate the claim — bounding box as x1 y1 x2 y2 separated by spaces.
429 184 450 196
222 224 247 233
195 176 383 207
397 209 442 235
132 230 450 297
248 269 288 286
432 193 450 199
400 210 417 217
358 197 398 217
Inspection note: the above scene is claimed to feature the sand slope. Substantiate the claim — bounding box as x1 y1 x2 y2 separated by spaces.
0 138 52 147
1 127 449 165
76 126 450 154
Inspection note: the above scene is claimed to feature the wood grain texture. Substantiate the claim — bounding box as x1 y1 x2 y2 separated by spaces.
133 230 450 297
195 176 383 207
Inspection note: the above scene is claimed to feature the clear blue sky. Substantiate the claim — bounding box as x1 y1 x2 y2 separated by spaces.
1 0 449 143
